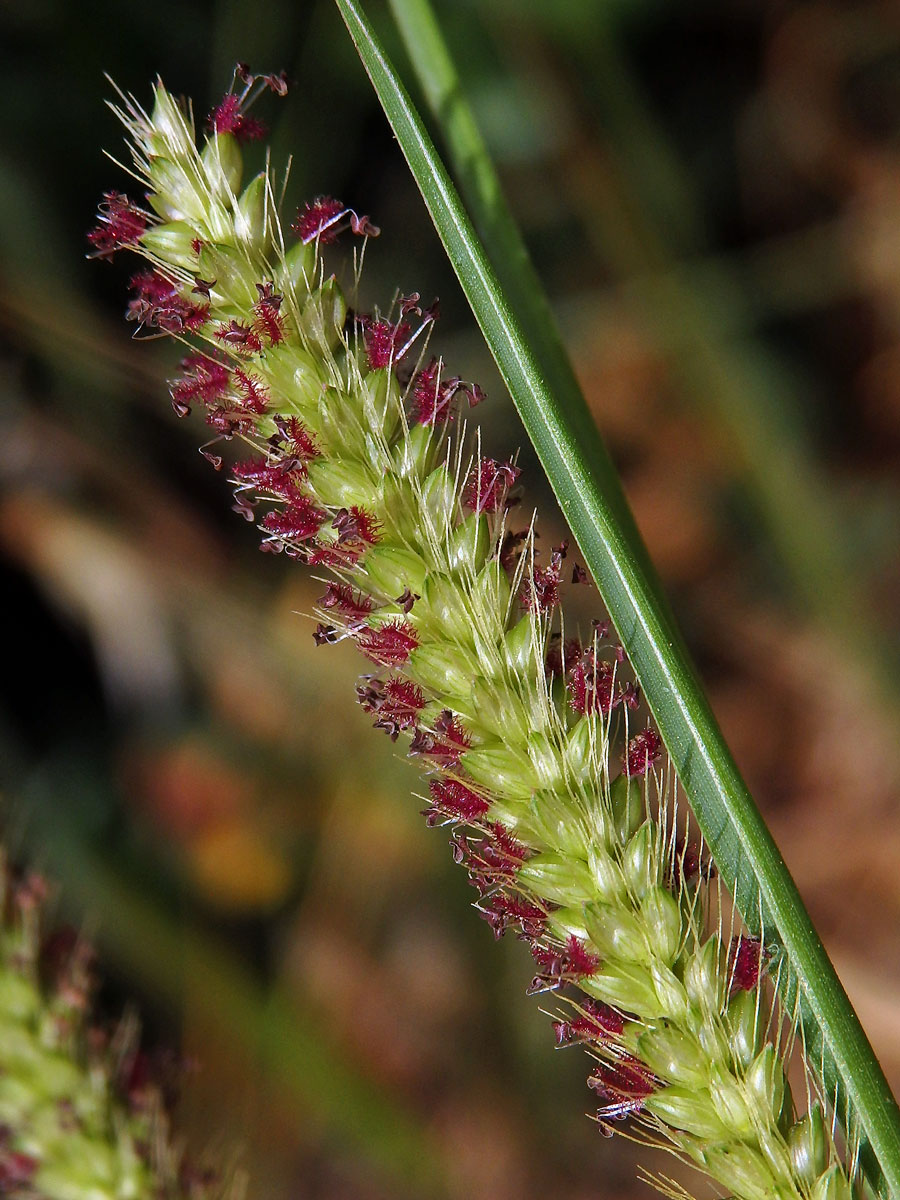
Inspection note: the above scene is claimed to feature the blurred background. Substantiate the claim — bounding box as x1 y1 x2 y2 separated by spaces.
2 0 900 1196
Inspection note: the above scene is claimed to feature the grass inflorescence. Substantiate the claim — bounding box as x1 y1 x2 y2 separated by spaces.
89 69 860 1200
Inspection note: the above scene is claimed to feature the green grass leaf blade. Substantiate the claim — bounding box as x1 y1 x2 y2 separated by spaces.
334 1 900 1194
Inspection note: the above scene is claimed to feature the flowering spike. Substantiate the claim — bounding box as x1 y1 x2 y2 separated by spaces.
95 76 859 1200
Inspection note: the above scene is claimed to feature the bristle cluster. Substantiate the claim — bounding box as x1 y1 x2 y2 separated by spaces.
90 76 858 1200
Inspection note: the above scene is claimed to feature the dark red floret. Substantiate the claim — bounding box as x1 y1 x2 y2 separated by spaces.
668 838 707 888
464 459 520 515
568 649 619 717
216 320 263 354
357 620 418 667
320 582 374 622
499 529 530 573
332 506 380 546
208 93 267 142
364 319 411 370
410 357 485 425
553 999 624 1046
291 197 379 245
292 196 345 243
589 1056 656 1128
232 457 306 500
126 271 208 335
408 710 470 767
479 892 547 940
623 727 662 777
532 934 599 983
520 564 560 616
233 368 269 413
307 541 364 569
170 354 232 415
260 499 325 541
87 192 147 259
357 676 425 740
545 636 582 679
270 415 320 461
729 936 767 993
484 822 530 864
252 284 285 345
0 1148 38 1192
426 778 490 825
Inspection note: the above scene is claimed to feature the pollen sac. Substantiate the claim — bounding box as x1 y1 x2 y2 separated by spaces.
638 888 681 966
808 1166 853 1200
684 937 723 1012
701 1142 779 1198
462 741 538 802
608 773 646 845
787 1105 827 1187
744 1044 786 1124
725 990 764 1070
517 852 598 908
645 1084 730 1142
363 546 428 601
637 1022 708 1089
582 900 648 965
201 131 244 197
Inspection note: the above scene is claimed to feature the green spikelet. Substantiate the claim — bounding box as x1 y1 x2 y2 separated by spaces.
90 73 860 1200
